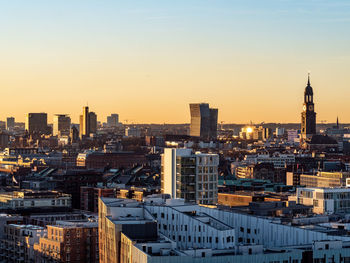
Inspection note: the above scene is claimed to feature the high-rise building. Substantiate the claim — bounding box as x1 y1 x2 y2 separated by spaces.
107 114 119 127
25 113 48 135
161 148 219 204
189 103 218 140
79 106 97 138
89 111 97 134
301 74 316 140
53 114 71 136
6 117 15 130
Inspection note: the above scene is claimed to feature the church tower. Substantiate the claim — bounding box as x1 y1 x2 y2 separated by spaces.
301 74 316 140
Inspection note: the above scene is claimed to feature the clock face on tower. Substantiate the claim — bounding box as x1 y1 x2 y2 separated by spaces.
303 105 306 111
309 105 314 111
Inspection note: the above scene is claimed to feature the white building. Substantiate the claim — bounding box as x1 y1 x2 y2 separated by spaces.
99 196 350 263
161 148 219 204
296 187 350 214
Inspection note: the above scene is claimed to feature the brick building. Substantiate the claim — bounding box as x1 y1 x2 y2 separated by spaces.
34 221 98 263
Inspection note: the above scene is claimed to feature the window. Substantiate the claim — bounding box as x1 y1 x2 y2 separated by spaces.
240 227 244 232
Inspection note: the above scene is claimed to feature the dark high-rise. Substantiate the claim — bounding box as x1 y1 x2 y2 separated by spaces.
25 113 48 135
189 103 218 140
301 75 316 140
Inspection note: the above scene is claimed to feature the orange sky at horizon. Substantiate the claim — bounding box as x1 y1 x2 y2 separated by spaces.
1 1 349 124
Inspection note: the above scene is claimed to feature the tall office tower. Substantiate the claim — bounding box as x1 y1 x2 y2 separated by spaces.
107 114 119 127
189 103 218 140
53 114 71 136
70 126 79 143
89 112 97 134
161 148 219 204
79 106 97 138
25 113 48 135
301 74 316 141
6 117 15 130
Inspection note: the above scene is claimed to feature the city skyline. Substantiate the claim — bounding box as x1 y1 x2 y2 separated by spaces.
1 0 349 123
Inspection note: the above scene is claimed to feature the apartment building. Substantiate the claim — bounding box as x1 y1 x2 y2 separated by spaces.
161 148 219 204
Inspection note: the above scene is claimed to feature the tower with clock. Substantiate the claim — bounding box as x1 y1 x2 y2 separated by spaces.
301 74 316 140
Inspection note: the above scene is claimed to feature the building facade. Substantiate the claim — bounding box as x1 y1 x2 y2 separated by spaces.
161 148 219 204
297 187 350 214
34 221 98 263
25 113 48 135
53 114 71 136
189 103 218 141
107 114 119 127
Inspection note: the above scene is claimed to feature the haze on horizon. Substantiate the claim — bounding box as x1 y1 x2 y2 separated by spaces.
0 0 349 124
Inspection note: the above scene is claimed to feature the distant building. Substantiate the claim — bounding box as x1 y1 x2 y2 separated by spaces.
70 126 79 143
6 117 15 130
239 126 269 140
244 153 295 169
161 148 219 204
89 111 97 134
76 151 147 169
53 114 71 136
25 113 48 135
287 129 299 143
189 103 218 140
0 132 9 149
107 114 119 127
79 106 97 138
297 187 350 214
235 163 276 182
125 126 141 137
218 192 284 207
80 186 115 212
275 127 285 137
287 171 350 188
0 190 71 210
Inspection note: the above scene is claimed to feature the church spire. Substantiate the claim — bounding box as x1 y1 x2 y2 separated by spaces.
307 72 310 86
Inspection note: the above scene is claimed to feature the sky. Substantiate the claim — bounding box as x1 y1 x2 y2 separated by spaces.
0 0 349 124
